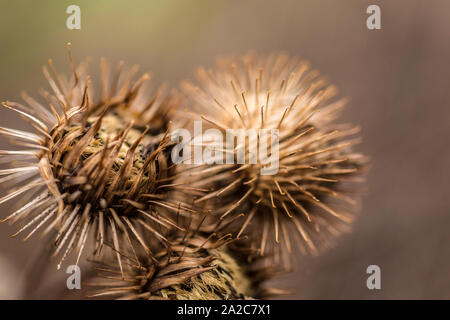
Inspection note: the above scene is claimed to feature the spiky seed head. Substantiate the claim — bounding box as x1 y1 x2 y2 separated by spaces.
0 46 186 269
89 234 261 300
180 53 367 267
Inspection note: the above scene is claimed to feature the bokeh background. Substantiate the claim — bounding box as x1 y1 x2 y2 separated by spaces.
0 0 449 299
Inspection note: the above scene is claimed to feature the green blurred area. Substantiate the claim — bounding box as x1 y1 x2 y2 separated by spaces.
0 0 220 97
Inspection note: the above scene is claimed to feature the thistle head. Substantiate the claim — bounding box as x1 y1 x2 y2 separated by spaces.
180 53 367 267
0 45 184 269
89 233 262 300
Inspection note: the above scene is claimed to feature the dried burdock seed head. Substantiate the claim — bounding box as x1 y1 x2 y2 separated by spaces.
0 44 185 269
180 53 368 268
89 233 261 300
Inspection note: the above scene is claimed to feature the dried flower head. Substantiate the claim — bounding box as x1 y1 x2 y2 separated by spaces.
0 45 185 269
89 233 262 300
180 53 367 267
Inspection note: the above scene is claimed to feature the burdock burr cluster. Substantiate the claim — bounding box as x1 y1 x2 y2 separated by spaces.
0 44 367 299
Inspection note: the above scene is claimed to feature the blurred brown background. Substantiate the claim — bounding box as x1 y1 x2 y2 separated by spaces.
0 0 449 299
